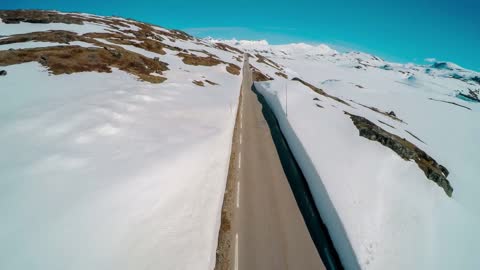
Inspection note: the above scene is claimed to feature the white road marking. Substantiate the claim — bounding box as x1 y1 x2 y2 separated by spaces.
239 134 242 144
240 120 243 129
236 181 240 208
235 233 239 270
238 152 241 168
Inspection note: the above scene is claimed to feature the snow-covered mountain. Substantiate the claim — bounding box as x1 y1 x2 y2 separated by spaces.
236 40 480 269
1 9 479 270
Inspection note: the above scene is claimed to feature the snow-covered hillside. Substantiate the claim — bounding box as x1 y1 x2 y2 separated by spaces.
2 9 479 270
0 10 245 270
232 40 480 269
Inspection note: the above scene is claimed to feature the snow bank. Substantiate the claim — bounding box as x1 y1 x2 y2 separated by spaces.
255 82 360 270
0 12 244 269
0 62 240 270
248 42 480 269
255 75 480 270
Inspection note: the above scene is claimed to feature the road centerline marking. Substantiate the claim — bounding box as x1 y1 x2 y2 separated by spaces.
238 152 241 168
236 181 240 208
235 233 239 270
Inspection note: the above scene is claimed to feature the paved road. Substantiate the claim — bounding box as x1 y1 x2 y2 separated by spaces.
218 56 325 270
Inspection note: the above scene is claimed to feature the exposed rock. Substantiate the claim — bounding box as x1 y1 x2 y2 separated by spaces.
255 53 282 71
378 120 395 129
192 80 205 87
405 130 426 144
250 65 273 81
226 63 240 75
205 80 219 85
39 55 48 65
471 76 480 85
380 64 393 71
215 43 244 54
292 77 351 106
350 100 405 123
233 55 243 62
429 98 472 110
275 71 288 79
345 112 453 197
0 70 7 76
457 89 480 102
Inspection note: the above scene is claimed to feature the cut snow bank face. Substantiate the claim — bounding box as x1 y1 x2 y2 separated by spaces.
0 10 244 270
250 43 480 270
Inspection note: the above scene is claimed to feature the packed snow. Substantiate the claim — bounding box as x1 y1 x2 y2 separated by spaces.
0 12 242 270
240 42 480 269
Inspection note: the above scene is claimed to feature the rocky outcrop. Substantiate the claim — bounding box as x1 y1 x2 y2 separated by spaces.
471 76 480 85
350 100 405 123
0 70 6 76
292 77 351 106
429 98 472 110
255 53 282 71
250 65 273 81
458 89 480 103
275 71 288 79
226 63 240 75
192 80 204 87
345 112 453 197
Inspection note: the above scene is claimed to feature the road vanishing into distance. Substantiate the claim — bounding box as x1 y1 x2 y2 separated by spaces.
215 56 327 270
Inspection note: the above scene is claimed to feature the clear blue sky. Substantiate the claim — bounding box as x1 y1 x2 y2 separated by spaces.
2 0 479 71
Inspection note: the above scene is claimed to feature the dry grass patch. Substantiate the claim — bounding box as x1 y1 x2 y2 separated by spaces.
177 52 222 66
0 10 85 24
0 46 168 83
0 30 83 45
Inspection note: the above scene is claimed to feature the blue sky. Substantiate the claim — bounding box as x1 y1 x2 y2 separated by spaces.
2 0 479 71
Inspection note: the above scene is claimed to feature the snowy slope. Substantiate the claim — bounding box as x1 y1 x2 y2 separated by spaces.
0 10 244 270
232 40 480 269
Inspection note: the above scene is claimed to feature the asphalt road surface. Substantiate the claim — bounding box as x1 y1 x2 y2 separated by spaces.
217 56 326 270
